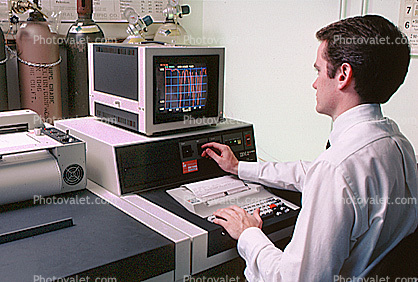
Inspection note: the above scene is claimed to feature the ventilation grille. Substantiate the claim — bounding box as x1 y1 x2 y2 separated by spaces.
63 164 84 186
95 46 136 56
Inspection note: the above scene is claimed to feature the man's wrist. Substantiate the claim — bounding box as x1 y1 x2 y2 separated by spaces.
231 160 239 175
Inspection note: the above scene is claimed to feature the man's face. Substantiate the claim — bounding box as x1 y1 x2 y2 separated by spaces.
312 41 340 118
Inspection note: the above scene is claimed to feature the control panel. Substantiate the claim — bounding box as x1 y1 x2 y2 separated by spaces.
178 129 255 163
115 124 257 194
41 128 83 145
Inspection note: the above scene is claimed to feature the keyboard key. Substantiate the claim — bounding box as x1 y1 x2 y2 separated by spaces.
206 197 293 222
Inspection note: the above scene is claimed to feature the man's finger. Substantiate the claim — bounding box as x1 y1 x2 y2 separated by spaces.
201 142 226 151
205 148 222 162
213 217 227 227
229 205 246 214
201 149 209 158
253 208 263 228
214 207 239 220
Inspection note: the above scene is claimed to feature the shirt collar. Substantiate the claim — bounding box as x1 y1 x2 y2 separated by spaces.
329 104 383 146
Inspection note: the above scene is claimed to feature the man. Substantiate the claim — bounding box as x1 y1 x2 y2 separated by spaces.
201 15 418 281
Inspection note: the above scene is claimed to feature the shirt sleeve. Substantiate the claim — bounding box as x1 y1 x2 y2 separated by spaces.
238 160 312 192
237 227 285 282
237 160 356 282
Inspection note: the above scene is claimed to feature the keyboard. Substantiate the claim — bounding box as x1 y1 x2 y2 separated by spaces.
207 196 293 223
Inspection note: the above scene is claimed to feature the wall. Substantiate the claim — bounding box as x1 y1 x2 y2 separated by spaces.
184 0 340 162
367 0 418 156
182 0 417 162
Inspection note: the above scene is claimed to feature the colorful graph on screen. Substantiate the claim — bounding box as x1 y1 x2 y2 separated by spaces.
160 64 208 112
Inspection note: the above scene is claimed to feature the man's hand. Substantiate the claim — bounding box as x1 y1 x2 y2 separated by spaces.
213 206 263 240
201 142 239 175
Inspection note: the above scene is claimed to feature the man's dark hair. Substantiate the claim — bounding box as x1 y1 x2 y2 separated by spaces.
316 15 410 103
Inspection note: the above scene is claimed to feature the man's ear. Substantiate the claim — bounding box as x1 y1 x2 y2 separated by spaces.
337 63 353 90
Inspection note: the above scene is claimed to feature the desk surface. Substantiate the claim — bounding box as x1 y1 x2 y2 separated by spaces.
0 189 175 281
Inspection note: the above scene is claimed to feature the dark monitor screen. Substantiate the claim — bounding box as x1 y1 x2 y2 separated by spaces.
153 55 220 124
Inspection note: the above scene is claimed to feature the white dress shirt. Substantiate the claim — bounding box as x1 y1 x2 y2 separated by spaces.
237 104 418 282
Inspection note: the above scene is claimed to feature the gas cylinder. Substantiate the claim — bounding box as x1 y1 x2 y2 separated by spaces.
66 0 104 118
16 8 62 122
154 4 190 45
0 27 8 111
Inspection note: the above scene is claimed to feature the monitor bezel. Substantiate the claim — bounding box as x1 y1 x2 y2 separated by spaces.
144 47 225 135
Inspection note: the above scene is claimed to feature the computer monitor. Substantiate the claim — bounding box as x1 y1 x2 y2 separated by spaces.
88 44 225 135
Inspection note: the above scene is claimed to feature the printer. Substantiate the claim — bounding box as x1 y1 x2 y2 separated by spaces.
0 110 86 205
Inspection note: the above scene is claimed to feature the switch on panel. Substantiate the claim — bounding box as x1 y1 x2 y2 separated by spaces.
243 130 255 149
195 138 208 156
245 134 252 147
181 145 194 159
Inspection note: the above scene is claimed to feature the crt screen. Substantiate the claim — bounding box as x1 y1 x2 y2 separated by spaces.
153 55 220 124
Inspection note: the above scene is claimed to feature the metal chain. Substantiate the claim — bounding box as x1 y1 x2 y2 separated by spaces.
5 45 61 68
